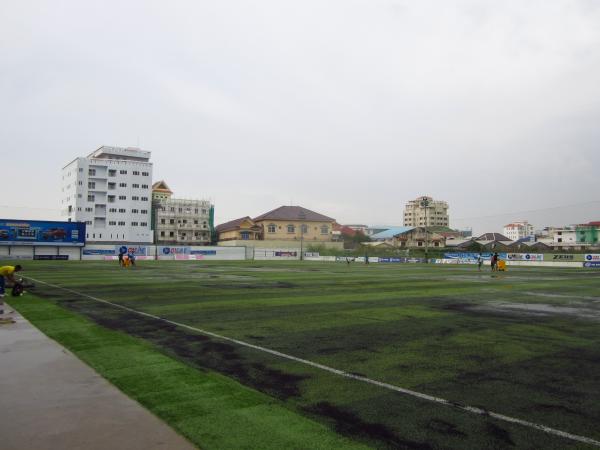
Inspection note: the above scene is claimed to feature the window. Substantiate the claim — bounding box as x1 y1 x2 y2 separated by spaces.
268 224 276 233
161 219 165 224
131 209 139 214
169 231 174 237
287 224 295 233
108 183 116 190
85 207 93 212
109 208 117 213
78 181 83 186
141 209 147 214
88 182 95 189
109 221 116 226
108 169 117 177
119 182 127 187
132 170 140 176
202 209 207 214
131 222 138 226
301 224 308 234
118 208 126 213
241 231 250 240
87 194 95 202
141 184 148 189
320 225 329 235
141 197 148 201
119 195 127 200
169 219 175 224
119 170 127 175
194 208 199 214
118 221 126 226
203 221 207 228
132 196 139 201
79 168 83 172
132 183 140 188
85 220 92 225
194 220 199 225
88 169 96 176
178 208 182 213
140 222 147 227
142 171 149 176
160 231 165 237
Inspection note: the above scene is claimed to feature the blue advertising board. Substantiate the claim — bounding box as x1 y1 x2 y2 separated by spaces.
584 262 600 268
0 219 85 246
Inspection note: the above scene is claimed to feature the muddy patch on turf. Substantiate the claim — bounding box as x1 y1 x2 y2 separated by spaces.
426 419 466 437
34 290 309 401
305 402 434 449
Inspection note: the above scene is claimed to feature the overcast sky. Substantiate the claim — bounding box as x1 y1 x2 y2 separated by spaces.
1 0 599 234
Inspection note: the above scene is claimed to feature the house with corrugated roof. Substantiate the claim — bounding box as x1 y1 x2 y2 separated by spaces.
371 226 446 248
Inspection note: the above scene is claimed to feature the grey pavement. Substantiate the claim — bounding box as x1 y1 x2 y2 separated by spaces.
0 305 196 450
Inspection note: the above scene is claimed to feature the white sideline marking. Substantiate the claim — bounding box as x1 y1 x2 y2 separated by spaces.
26 276 600 448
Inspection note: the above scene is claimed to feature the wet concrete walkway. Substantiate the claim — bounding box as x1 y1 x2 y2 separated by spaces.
0 306 196 450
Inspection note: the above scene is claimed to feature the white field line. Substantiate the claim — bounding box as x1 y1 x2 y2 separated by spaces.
26 276 600 448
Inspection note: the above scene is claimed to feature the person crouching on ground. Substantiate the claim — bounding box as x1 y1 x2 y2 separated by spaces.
0 264 23 324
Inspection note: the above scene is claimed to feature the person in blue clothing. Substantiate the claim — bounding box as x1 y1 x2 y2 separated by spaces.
128 252 136 267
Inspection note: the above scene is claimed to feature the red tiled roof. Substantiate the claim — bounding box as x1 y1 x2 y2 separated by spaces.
254 206 334 222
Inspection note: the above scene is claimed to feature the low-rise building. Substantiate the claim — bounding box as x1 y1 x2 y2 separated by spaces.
503 221 534 241
216 205 342 249
151 181 213 245
371 226 446 248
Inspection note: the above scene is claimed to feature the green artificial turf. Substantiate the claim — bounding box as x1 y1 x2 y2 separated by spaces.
7 260 600 449
10 293 370 450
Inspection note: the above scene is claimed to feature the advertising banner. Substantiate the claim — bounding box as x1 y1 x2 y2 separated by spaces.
584 261 600 268
0 219 85 246
275 251 297 257
33 255 69 260
585 254 600 262
506 253 544 261
159 246 190 255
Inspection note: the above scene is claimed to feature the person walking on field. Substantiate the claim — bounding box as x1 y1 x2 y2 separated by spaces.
477 253 483 271
0 264 23 324
490 253 497 271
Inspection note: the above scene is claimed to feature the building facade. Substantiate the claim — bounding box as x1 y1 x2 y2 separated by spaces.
503 221 534 241
216 206 336 244
253 206 335 242
151 181 213 245
61 146 153 243
403 196 449 227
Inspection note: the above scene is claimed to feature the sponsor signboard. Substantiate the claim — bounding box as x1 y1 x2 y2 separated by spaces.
0 219 85 246
506 253 544 261
33 255 69 260
444 252 507 261
189 250 217 255
160 246 189 255
584 261 600 268
83 248 115 255
550 254 575 261
275 251 297 257
585 254 600 262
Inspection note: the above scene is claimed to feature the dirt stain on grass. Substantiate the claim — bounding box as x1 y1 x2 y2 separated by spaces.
305 402 434 450
486 422 515 447
425 418 467 437
47 294 308 400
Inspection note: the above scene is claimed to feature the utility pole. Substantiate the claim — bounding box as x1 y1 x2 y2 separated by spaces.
420 197 430 263
299 211 306 261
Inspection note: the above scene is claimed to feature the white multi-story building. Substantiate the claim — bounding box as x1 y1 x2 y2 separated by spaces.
403 196 449 227
61 146 153 243
503 221 534 241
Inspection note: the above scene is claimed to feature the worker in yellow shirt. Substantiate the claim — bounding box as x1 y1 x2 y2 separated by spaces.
1 264 23 324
